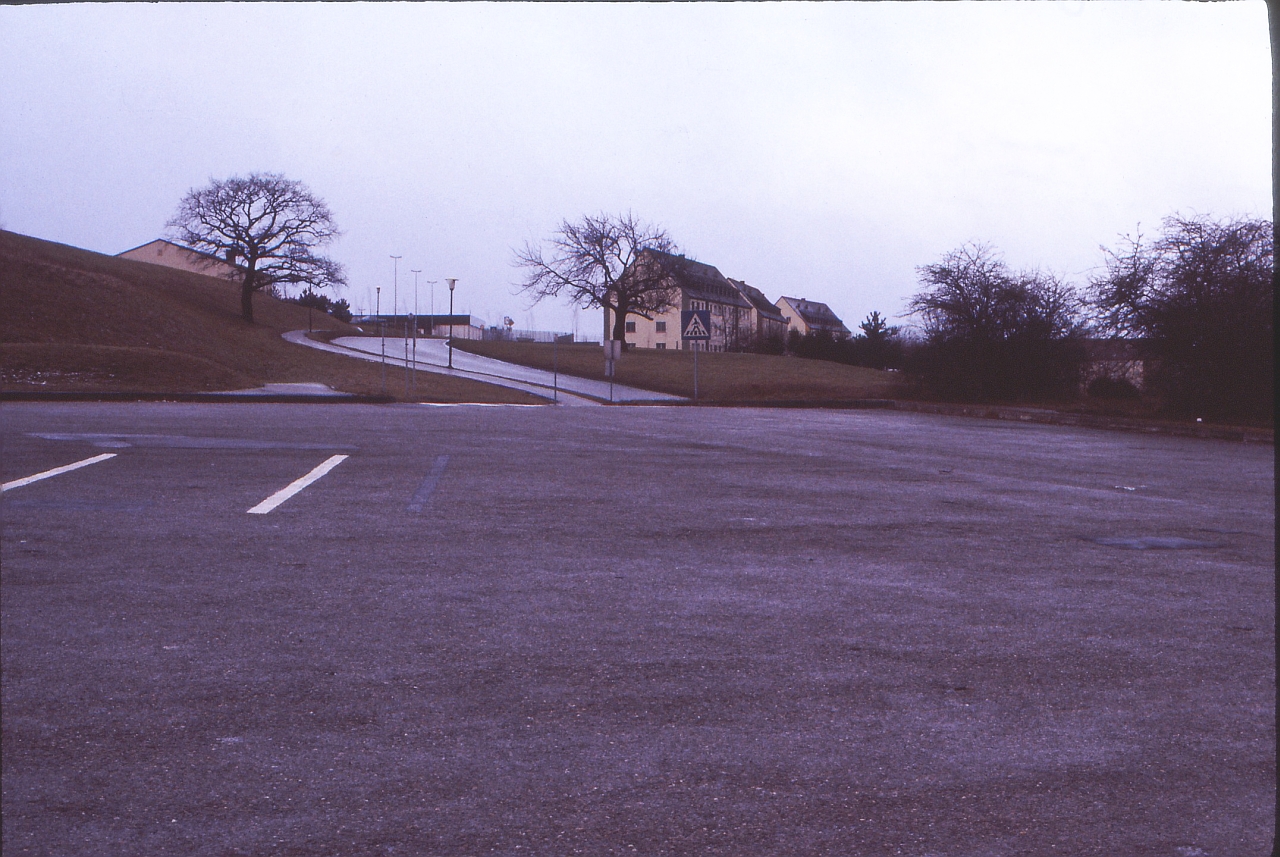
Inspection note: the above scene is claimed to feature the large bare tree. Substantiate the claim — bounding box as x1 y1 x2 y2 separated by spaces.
1091 214 1273 419
167 173 346 322
908 243 1085 401
514 213 677 342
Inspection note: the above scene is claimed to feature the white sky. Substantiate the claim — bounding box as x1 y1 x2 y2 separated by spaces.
1 1 1271 338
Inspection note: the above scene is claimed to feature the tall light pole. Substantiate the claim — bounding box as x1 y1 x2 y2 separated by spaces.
390 254 402 338
376 286 385 394
446 277 457 369
410 269 421 398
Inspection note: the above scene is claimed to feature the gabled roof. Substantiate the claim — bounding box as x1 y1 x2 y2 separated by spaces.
636 249 752 309
778 296 850 333
728 278 786 322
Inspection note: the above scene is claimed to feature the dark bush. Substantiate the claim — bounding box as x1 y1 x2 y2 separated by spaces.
1087 376 1140 400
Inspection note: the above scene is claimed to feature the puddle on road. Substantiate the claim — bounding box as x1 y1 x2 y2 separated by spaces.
1089 536 1221 550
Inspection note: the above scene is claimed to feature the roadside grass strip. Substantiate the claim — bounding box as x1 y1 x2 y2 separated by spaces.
2 453 118 492
247 454 349 515
407 454 450 512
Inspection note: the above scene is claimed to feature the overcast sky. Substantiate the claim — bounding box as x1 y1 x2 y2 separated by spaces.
1 1 1271 338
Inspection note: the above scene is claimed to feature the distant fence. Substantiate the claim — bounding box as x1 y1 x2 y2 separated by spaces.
482 327 599 345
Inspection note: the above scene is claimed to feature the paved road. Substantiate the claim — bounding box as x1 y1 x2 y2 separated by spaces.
2 403 1274 856
288 331 686 405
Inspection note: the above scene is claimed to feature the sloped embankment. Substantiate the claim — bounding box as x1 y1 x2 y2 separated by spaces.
0 230 540 403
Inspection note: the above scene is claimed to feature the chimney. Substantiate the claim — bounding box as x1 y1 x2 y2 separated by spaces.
225 249 238 264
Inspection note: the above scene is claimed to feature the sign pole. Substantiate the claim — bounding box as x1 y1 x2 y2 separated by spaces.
694 342 698 402
680 308 710 404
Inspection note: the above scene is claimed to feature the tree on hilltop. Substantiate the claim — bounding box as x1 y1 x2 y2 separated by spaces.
167 173 346 322
514 213 678 343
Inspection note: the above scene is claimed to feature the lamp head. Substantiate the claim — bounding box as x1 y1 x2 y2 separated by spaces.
446 278 457 292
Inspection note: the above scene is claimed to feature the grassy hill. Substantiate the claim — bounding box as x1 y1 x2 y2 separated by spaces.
455 340 909 404
0 230 541 403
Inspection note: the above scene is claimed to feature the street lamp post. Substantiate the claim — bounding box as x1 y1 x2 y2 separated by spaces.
410 269 421 398
390 255 403 398
390 255 402 324
376 286 385 394
446 278 457 369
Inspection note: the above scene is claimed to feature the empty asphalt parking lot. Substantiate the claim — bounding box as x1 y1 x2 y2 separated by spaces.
1 402 1274 857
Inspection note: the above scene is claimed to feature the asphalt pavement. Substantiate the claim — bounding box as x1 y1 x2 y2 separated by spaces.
1 402 1274 856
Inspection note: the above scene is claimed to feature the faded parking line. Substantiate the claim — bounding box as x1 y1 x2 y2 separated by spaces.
247 455 349 515
2 453 118 492
407 455 449 512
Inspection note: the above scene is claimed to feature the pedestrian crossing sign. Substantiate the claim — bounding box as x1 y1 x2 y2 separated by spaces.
681 310 711 340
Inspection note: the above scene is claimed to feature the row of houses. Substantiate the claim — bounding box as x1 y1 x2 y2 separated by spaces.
608 249 849 352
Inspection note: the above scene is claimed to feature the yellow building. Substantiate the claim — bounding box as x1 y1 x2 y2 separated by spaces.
774 296 851 339
605 250 756 351
117 239 241 279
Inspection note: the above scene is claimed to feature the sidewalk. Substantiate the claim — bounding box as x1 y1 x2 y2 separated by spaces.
293 333 686 405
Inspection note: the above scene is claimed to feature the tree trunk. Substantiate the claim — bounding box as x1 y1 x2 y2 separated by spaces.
612 297 630 343
240 269 256 322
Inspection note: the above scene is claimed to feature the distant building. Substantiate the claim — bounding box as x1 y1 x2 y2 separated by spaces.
606 249 754 351
775 296 851 339
1081 338 1152 392
353 313 487 340
728 278 789 345
117 239 242 279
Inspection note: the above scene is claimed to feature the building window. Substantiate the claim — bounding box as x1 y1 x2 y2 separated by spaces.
656 342 666 349
655 321 666 333
625 321 636 333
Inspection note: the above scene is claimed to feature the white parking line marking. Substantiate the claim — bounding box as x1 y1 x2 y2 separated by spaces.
247 455 349 515
2 453 118 492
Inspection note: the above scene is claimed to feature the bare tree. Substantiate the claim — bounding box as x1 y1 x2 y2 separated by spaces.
908 243 1085 401
167 173 346 322
1091 214 1273 419
514 213 677 342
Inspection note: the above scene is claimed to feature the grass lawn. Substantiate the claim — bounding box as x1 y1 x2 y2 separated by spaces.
455 340 909 404
0 230 543 404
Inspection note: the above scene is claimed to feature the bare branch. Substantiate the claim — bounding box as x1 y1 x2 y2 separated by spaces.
512 212 678 340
